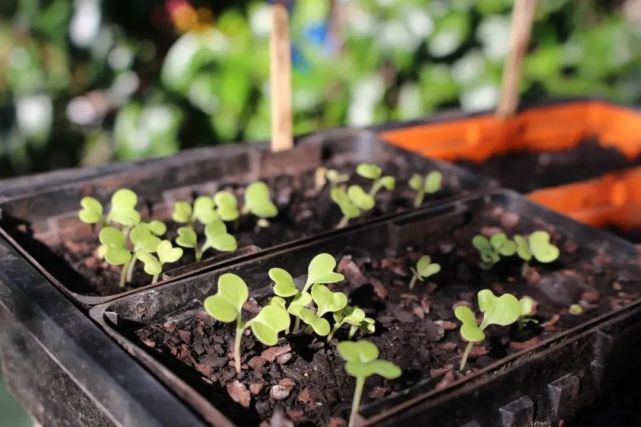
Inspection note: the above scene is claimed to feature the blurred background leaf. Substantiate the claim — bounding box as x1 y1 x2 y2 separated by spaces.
0 0 640 177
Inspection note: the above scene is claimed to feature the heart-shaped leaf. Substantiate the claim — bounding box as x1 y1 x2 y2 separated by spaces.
346 359 402 379
105 247 132 265
330 187 360 219
306 253 345 287
268 296 287 309
514 234 531 261
379 176 395 191
519 296 535 316
135 251 162 275
490 233 516 256
348 185 375 211
157 240 183 264
356 163 381 180
478 289 522 327
249 305 291 345
454 306 485 342
193 196 219 225
110 189 141 226
214 191 240 221
334 306 366 325
287 291 312 314
425 171 443 193
245 181 278 219
204 221 237 252
79 197 103 224
529 231 559 263
99 226 126 247
203 273 248 323
296 307 331 336
130 224 161 253
269 268 298 297
147 220 167 236
311 284 348 317
172 201 192 224
337 340 379 363
176 226 197 248
326 169 349 185
409 174 423 191
416 255 441 279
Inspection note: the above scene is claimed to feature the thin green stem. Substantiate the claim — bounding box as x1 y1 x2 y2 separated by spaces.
195 245 204 262
408 273 419 290
126 258 137 283
118 265 127 288
368 180 382 197
327 320 344 342
348 376 365 427
413 190 425 208
292 317 301 334
234 319 246 374
152 273 160 284
336 216 350 229
521 262 530 278
459 342 474 372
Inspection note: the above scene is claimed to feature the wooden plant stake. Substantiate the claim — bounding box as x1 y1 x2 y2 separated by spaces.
496 0 537 118
270 0 293 152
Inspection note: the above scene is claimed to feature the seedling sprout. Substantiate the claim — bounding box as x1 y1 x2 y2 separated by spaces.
330 163 395 228
99 226 132 288
514 230 560 275
327 306 375 342
455 289 533 371
472 232 516 269
176 220 237 261
409 171 443 207
204 273 290 373
243 181 278 227
337 340 401 427
569 304 584 315
408 255 441 290
135 240 183 283
269 253 345 335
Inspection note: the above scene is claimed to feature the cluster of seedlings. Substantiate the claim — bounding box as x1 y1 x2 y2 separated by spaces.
198 226 561 425
78 163 443 287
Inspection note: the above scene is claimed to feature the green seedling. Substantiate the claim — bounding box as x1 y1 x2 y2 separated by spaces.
337 340 401 427
409 171 443 207
78 188 141 227
327 306 375 342
569 304 584 315
472 232 517 269
269 253 345 335
125 223 163 282
99 226 132 288
408 255 441 290
172 196 219 226
204 273 290 373
514 231 560 275
331 163 395 228
176 220 237 261
243 181 278 226
455 289 533 371
314 167 349 191
135 240 183 283
214 191 240 221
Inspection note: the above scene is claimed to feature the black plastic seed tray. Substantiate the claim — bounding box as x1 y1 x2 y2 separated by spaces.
0 128 487 307
90 190 641 426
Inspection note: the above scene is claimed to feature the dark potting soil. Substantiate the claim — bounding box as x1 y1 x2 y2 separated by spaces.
604 226 641 244
455 139 641 193
134 205 641 426
34 155 457 297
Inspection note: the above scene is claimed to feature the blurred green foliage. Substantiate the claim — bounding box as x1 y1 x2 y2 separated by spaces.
0 0 640 177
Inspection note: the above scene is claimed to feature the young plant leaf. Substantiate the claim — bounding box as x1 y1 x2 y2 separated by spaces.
99 227 131 265
305 253 344 287
338 341 401 379
172 201 192 224
147 220 167 236
204 221 237 252
193 196 219 225
424 171 443 193
514 234 532 261
287 291 313 314
347 185 375 210
157 240 183 264
330 187 361 219
409 174 423 191
356 163 382 180
176 226 197 248
248 305 291 345
311 284 348 317
379 176 395 191
519 296 535 316
130 224 161 253
203 273 248 322
454 306 485 342
415 255 441 279
528 231 559 263
490 233 516 256
110 188 141 226
296 307 331 336
135 252 162 275
79 197 103 224
269 268 298 297
245 181 278 219
214 191 240 221
477 289 522 327
326 169 349 186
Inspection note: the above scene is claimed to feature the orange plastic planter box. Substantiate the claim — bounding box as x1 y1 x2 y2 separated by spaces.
379 100 641 229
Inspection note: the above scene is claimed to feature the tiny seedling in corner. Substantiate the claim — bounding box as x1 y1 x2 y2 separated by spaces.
408 255 441 290
409 171 443 207
327 305 375 342
514 230 560 275
243 181 278 227
99 226 132 288
472 232 516 270
204 273 290 373
330 163 395 228
79 188 142 228
269 253 345 335
176 220 237 261
337 340 401 427
454 289 533 371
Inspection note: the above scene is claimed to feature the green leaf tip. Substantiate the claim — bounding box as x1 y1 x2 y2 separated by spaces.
338 340 401 379
245 181 278 219
306 253 344 287
203 273 248 323
79 197 103 224
356 163 382 180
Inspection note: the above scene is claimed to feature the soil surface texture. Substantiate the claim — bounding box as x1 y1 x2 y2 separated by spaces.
134 205 641 426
